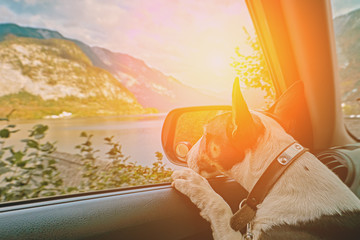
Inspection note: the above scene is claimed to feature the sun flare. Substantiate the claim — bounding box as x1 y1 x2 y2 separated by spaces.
209 55 228 72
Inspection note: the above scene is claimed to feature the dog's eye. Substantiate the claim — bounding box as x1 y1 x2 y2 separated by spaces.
209 141 221 159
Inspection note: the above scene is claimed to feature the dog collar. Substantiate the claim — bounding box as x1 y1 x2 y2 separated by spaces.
230 142 308 234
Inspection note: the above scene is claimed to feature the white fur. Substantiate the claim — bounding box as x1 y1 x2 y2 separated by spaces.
171 112 360 240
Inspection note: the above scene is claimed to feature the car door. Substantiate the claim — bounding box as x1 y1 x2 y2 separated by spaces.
0 0 359 239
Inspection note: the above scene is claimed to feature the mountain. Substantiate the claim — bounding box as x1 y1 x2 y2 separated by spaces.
0 23 64 41
0 23 107 69
333 9 360 104
92 47 223 110
0 35 146 119
0 23 222 112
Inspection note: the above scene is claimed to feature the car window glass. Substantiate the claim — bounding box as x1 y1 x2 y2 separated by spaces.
0 0 273 203
330 0 360 139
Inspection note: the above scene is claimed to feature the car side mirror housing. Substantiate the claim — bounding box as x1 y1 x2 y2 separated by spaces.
161 106 231 166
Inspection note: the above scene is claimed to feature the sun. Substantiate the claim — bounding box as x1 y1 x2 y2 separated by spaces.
206 50 233 80
209 55 228 71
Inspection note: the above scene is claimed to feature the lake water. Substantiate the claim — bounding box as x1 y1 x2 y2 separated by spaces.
5 116 360 174
6 114 180 169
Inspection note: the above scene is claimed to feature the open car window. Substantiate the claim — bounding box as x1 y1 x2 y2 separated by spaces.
330 0 360 139
0 0 273 203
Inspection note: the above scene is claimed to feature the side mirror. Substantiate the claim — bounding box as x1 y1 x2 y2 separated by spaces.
161 106 231 166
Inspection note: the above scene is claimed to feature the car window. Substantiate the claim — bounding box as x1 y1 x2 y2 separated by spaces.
0 0 273 203
330 0 360 139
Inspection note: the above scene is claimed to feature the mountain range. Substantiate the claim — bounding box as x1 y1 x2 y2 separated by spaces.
0 23 220 119
0 7 359 119
333 9 360 104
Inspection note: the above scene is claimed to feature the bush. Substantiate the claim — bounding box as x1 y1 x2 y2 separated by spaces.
0 116 173 202
0 122 64 201
76 132 172 191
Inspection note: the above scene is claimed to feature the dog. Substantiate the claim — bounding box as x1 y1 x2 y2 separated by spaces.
171 79 360 240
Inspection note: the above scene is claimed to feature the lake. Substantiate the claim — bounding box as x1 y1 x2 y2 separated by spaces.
6 116 359 171
6 114 181 169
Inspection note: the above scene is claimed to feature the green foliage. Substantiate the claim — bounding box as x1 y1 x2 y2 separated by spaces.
0 117 64 201
75 132 172 191
342 102 360 115
0 117 172 202
232 28 274 104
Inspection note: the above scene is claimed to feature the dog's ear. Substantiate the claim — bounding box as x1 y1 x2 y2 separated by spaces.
267 81 313 149
231 78 261 145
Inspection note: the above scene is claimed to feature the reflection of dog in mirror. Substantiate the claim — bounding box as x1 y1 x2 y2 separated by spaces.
171 79 360 239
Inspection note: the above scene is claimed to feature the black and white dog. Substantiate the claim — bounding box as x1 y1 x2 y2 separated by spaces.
171 79 360 239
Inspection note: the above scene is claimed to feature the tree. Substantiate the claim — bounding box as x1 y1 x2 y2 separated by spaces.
231 28 274 104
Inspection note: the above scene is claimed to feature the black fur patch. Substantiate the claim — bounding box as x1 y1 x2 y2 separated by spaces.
198 112 265 171
228 113 265 152
260 211 360 240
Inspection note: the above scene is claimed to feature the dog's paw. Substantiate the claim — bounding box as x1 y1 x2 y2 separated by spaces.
172 168 235 227
171 169 217 209
172 168 211 190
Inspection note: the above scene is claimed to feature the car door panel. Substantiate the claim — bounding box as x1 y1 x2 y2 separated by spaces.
0 179 247 240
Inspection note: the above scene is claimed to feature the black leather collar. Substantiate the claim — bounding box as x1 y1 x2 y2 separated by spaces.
230 142 309 233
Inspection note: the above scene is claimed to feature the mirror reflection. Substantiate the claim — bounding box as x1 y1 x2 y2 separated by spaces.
174 109 230 161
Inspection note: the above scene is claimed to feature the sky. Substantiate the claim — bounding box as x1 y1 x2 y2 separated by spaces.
0 0 253 95
0 0 358 95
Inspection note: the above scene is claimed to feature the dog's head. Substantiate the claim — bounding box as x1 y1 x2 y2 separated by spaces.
186 78 294 187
